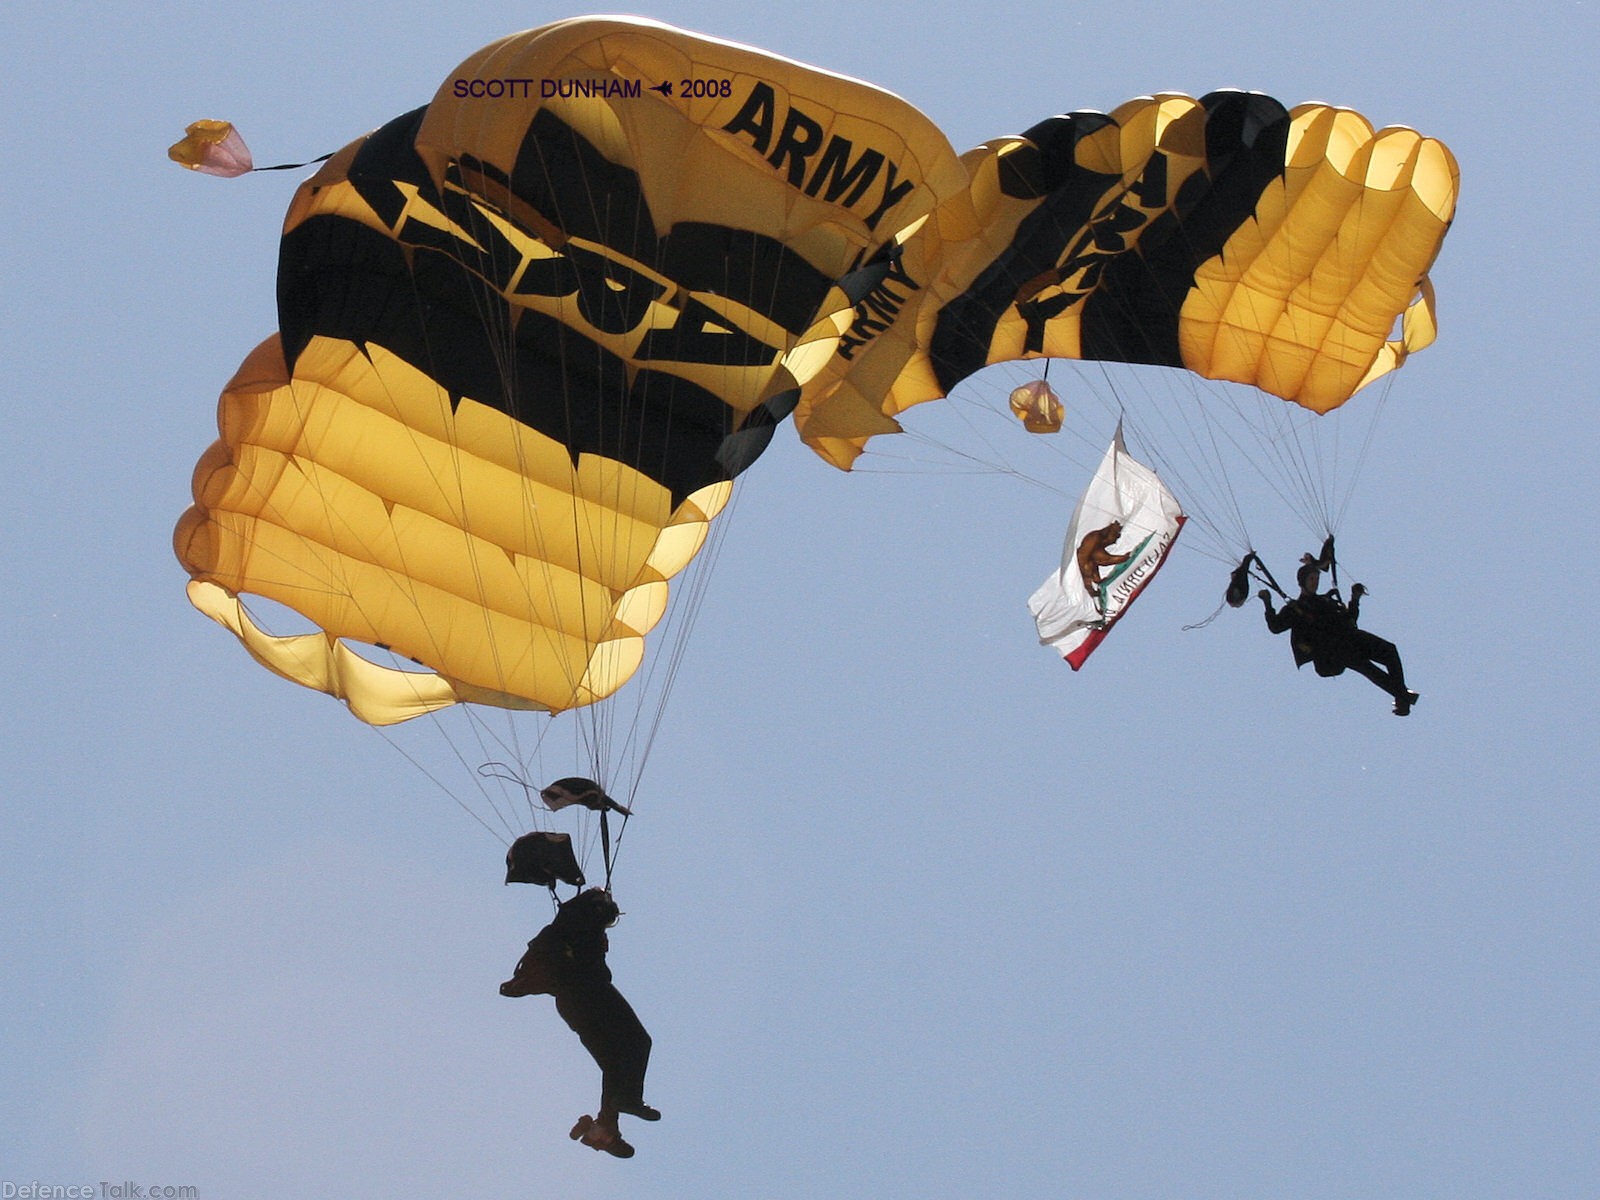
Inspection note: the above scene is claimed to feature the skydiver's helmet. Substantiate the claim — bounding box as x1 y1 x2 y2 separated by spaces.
1296 554 1321 594
566 887 621 929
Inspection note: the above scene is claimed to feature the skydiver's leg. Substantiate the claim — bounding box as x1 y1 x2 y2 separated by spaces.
1343 656 1403 698
1361 632 1407 689
1342 632 1418 713
560 983 658 1121
596 993 656 1120
1347 631 1408 692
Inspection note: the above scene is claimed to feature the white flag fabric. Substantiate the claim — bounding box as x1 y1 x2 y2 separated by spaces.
1028 426 1184 669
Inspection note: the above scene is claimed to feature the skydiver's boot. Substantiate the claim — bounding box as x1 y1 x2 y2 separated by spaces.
1225 554 1257 608
615 1098 661 1121
571 1112 635 1158
1393 690 1419 716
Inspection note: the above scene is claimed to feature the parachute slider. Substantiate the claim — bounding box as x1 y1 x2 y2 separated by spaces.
540 777 632 817
505 831 586 887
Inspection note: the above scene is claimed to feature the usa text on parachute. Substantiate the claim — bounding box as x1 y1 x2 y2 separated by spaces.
793 90 1459 469
173 16 972 725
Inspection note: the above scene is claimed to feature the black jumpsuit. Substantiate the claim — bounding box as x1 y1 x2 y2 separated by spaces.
501 888 652 1117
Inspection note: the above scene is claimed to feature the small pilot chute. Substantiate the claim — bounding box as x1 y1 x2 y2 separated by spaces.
1008 379 1064 433
167 120 253 177
1029 426 1184 669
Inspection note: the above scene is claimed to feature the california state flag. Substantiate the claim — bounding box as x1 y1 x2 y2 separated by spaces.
1028 424 1184 669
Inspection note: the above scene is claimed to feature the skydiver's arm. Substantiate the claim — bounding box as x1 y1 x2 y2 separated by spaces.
1261 592 1294 634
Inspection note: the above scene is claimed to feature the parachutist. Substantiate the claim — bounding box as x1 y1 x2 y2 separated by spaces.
501 888 658 1155
1258 575 1418 715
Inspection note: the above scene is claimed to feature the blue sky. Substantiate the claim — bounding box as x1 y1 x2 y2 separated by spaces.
4 2 1596 1197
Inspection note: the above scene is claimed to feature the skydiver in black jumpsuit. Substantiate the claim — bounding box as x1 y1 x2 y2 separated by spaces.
1259 580 1418 715
501 887 658 1157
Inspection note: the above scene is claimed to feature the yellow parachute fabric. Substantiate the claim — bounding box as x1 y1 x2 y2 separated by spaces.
175 17 968 723
794 91 1459 468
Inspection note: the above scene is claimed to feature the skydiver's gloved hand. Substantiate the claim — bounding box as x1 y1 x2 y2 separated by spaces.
1319 535 1336 568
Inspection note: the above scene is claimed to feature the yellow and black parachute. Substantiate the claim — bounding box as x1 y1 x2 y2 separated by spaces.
174 19 1457 728
794 90 1459 467
174 17 968 724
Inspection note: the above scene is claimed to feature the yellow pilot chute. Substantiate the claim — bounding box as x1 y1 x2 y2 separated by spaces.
168 119 254 177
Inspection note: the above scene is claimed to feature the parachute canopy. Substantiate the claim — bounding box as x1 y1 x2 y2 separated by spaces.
794 90 1459 468
175 16 970 723
175 21 1457 724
